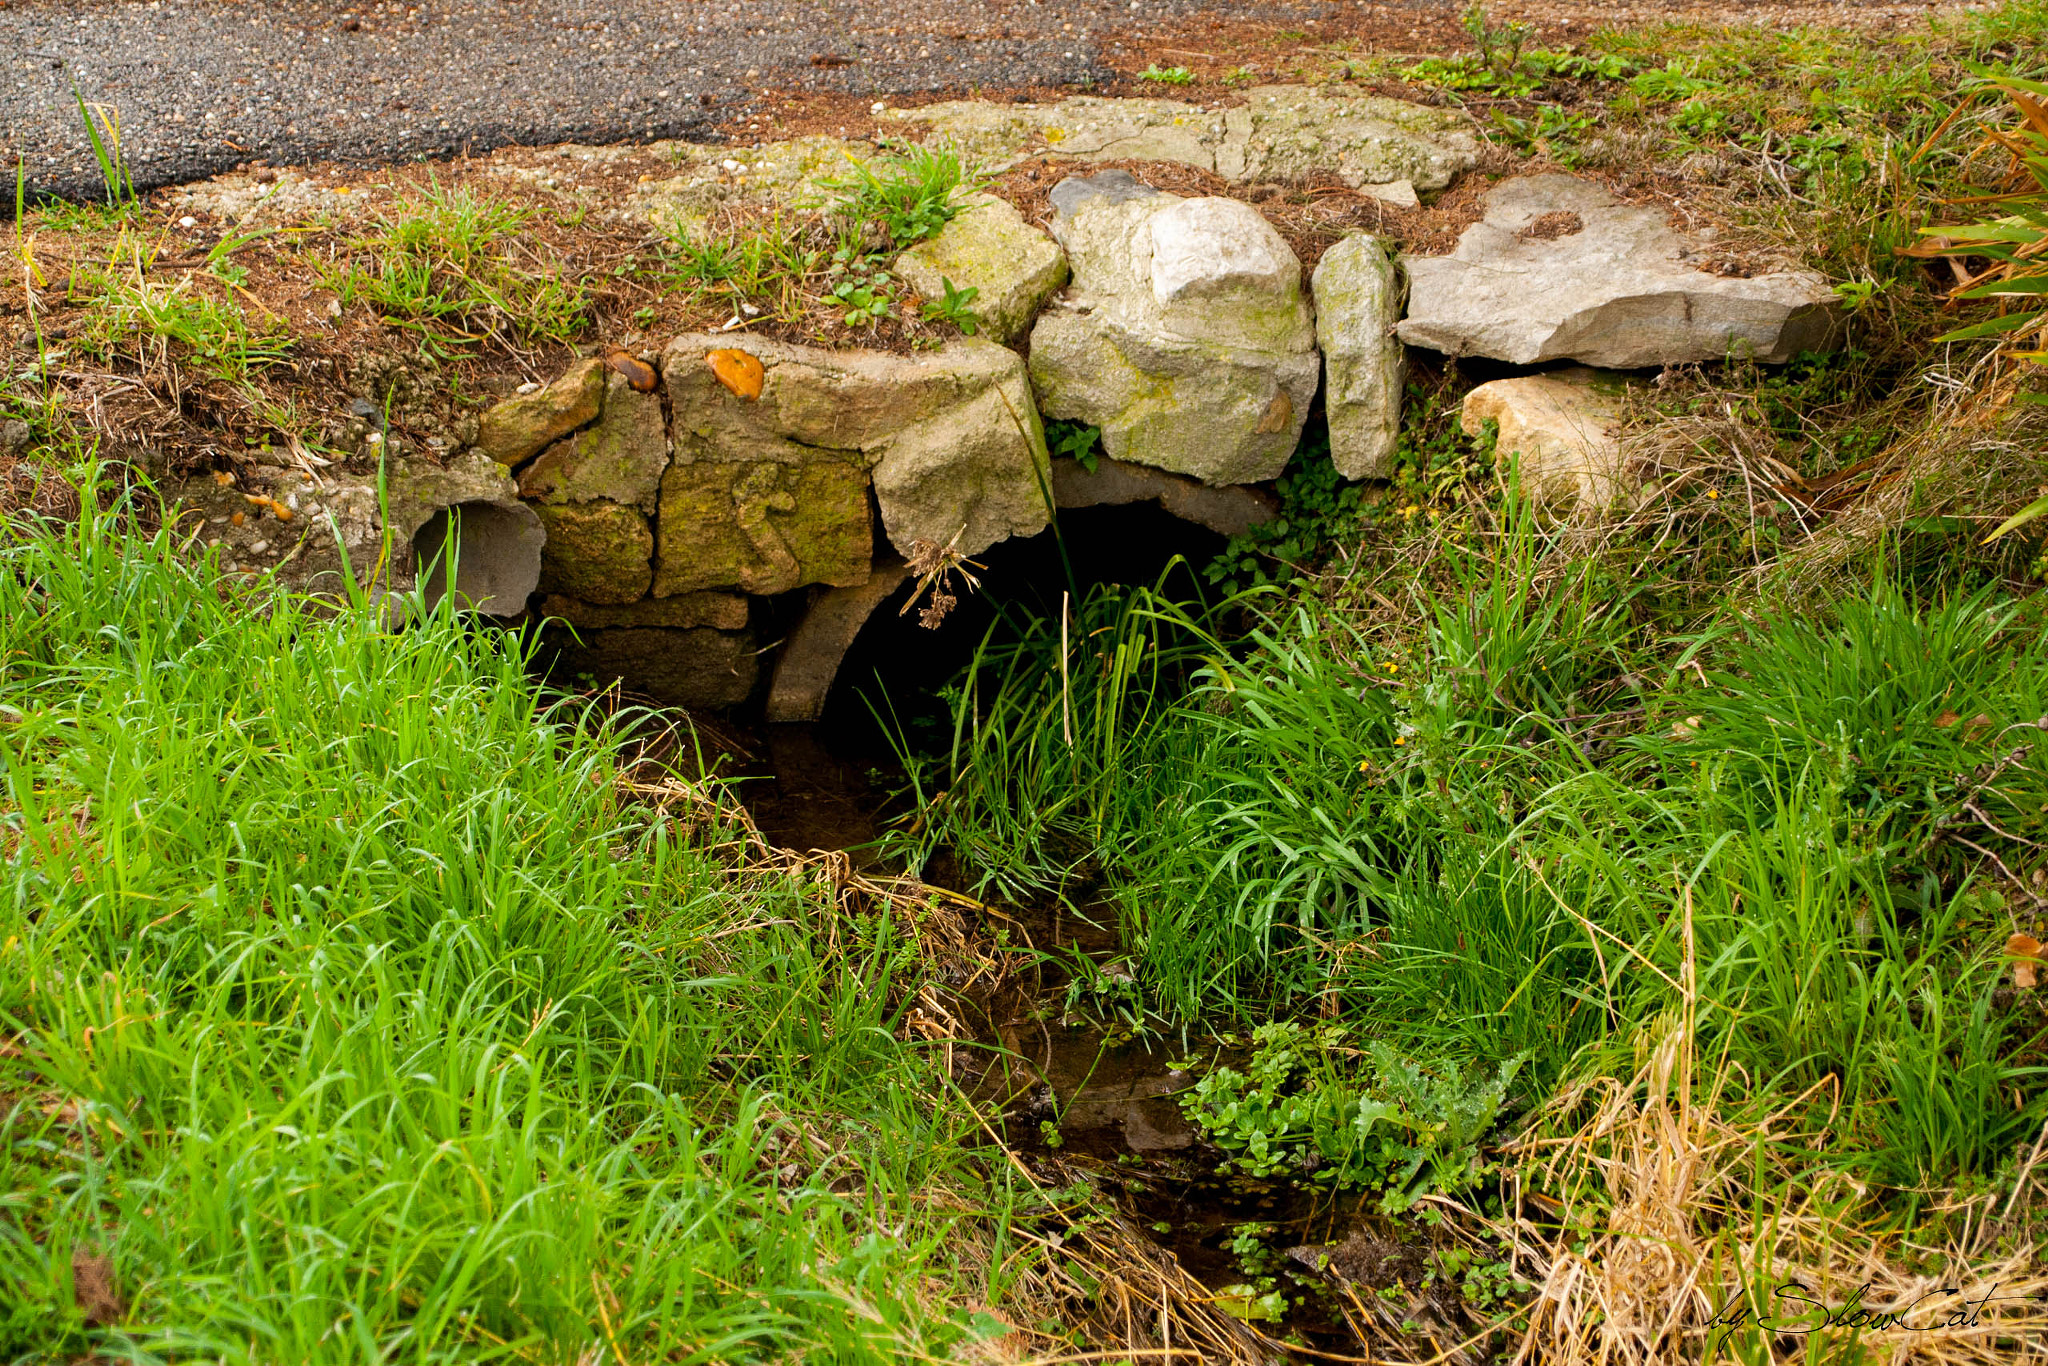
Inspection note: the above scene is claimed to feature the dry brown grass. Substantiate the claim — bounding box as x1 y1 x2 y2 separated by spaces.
1494 902 2048 1366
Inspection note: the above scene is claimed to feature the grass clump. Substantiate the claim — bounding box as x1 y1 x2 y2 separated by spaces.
67 237 295 388
883 482 2048 1351
320 180 592 354
0 479 1035 1361
660 142 983 340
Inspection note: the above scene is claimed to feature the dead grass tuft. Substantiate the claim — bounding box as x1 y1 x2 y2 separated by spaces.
1499 903 2048 1365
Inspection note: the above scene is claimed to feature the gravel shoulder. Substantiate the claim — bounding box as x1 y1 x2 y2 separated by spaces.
1 0 1964 207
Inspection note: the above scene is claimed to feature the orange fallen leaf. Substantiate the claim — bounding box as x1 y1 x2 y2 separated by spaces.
2009 933 2042 990
1935 710 1961 728
707 348 764 401
604 347 658 393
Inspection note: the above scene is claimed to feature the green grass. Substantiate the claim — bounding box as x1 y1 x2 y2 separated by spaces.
320 181 591 354
658 143 981 336
63 238 295 389
885 493 2048 1205
0 479 1033 1361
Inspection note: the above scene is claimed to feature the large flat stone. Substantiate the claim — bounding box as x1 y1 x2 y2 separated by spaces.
659 332 1050 564
1400 175 1842 368
1313 233 1407 480
1028 177 1318 486
884 86 1476 196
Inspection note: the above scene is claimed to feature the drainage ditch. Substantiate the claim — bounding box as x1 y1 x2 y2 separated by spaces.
520 495 1478 1362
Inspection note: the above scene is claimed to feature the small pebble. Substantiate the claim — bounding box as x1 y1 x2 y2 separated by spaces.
179 215 197 228
248 541 268 554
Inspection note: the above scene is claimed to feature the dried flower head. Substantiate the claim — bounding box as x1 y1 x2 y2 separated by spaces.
899 531 983 631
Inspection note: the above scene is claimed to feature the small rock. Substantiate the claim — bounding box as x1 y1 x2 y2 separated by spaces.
893 192 1069 346
1400 174 1842 368
534 502 655 604
517 369 667 512
478 358 606 466
0 417 30 459
1047 167 1163 218
1461 369 1630 510
1313 233 1407 480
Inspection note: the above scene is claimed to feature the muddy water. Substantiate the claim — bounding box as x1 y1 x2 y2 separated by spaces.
707 717 1475 1361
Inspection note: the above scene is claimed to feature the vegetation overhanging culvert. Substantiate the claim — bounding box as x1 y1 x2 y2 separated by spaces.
5 2 2048 1361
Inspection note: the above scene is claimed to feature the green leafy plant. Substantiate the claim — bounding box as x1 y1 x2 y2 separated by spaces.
1490 105 1595 162
0 468 1036 1362
1461 4 1534 79
71 242 295 387
831 267 897 328
1139 65 1196 86
320 180 590 352
919 276 982 334
1045 419 1103 475
1182 1023 1525 1212
1427 1246 1532 1315
662 217 824 326
1904 70 2048 539
825 142 976 250
1205 436 1367 592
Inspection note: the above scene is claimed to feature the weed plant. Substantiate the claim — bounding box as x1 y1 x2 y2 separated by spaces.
661 143 980 337
0 477 1030 1360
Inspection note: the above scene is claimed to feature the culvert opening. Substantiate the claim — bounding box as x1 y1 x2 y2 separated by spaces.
822 501 1228 750
412 500 543 618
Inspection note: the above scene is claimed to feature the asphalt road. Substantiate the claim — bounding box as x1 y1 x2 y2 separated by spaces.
0 0 1356 205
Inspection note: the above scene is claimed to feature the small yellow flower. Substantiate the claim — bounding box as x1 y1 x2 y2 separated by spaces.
1706 488 1720 500
1394 736 1407 746
1357 759 1372 772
